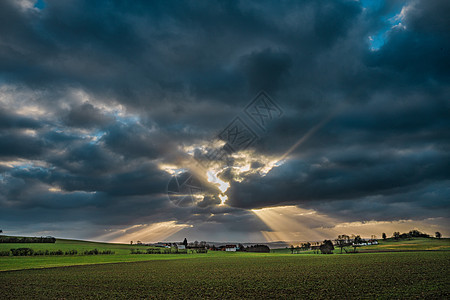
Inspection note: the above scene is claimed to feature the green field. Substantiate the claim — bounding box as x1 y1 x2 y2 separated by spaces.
0 238 153 255
1 237 449 271
1 252 449 299
1 237 449 298
0 238 206 271
272 237 450 254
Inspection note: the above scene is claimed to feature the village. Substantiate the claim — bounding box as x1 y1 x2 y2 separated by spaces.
129 234 380 254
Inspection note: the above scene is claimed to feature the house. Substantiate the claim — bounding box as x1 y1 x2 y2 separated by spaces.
177 244 186 250
225 245 237 252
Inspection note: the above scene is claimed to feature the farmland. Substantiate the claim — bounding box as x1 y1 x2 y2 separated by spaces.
272 237 450 254
0 237 152 255
1 251 449 299
1 237 449 298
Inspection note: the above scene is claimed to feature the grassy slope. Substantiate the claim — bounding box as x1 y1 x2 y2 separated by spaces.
360 237 450 251
0 238 279 271
0 238 151 255
1 237 449 271
272 237 450 254
1 252 449 299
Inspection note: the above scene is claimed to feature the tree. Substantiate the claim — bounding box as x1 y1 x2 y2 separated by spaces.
335 235 350 254
319 240 334 254
393 232 400 240
183 238 188 247
290 245 294 254
301 242 311 250
354 235 362 244
382 233 387 240
130 241 133 245
435 232 441 239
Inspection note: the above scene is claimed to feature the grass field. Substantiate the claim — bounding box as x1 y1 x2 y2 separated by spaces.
1 237 449 271
1 251 449 299
0 238 153 255
0 238 206 271
272 237 450 254
1 237 449 298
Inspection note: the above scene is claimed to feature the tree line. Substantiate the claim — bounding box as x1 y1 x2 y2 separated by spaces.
130 248 207 254
385 229 441 240
0 248 114 256
0 236 56 243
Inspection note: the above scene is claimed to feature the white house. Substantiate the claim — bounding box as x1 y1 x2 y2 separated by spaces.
177 244 186 250
225 245 237 252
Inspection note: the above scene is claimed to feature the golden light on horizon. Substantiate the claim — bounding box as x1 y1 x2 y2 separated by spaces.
95 221 191 243
252 205 450 242
252 206 335 242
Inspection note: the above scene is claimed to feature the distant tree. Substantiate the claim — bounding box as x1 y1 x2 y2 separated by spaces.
246 245 270 253
382 233 387 240
301 242 311 250
435 232 441 239
354 235 362 244
401 233 409 239
130 241 133 245
0 229 3 234
238 243 245 251
407 230 429 238
193 240 199 247
183 238 188 247
290 245 294 254
335 235 350 254
393 232 400 240
320 240 334 254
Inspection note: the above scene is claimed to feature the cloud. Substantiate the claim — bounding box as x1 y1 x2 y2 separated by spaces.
0 0 449 241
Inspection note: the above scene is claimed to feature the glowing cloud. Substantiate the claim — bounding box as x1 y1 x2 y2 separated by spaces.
96 221 191 243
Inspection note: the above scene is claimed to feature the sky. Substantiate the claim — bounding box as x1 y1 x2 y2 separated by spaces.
0 0 449 243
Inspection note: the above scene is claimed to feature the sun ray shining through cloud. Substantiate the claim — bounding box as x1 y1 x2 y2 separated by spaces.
96 221 192 244
0 0 448 243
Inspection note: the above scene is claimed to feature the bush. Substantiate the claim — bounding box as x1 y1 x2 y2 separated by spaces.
2 249 81 256
131 248 197 254
10 248 34 256
83 249 114 255
49 250 64 255
245 245 270 253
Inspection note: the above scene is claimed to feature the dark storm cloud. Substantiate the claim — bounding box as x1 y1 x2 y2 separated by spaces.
63 102 114 128
0 132 45 158
227 149 450 217
0 108 41 129
0 0 449 239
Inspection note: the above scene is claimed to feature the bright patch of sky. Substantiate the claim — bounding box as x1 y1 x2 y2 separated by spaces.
34 0 46 10
363 0 407 51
